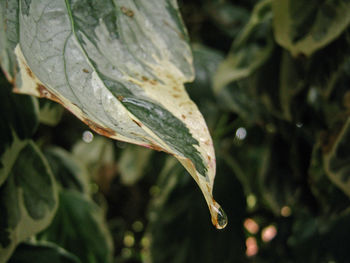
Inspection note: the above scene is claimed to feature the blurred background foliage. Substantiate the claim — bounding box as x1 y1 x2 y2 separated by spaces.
1 0 350 262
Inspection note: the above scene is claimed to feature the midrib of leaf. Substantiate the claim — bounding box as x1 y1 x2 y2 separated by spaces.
62 0 103 124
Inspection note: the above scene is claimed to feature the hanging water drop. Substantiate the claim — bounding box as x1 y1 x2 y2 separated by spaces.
210 200 228 229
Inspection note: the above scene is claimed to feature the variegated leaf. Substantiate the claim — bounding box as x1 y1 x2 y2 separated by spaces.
118 144 153 186
0 142 58 263
0 73 58 263
0 0 225 228
324 118 350 197
0 0 19 81
44 147 90 195
0 77 39 187
39 190 114 263
214 0 273 94
39 100 64 126
273 0 350 57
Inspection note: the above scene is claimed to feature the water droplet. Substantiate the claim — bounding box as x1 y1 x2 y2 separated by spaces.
296 122 303 128
235 127 247 140
82 130 94 143
210 200 228 229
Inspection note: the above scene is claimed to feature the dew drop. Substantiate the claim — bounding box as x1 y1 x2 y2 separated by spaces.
210 200 228 229
82 130 94 143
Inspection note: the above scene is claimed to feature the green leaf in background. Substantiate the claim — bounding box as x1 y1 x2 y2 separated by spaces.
44 147 90 195
309 140 350 215
288 208 350 262
205 2 250 39
214 0 274 94
214 48 283 125
40 190 113 263
0 74 39 186
0 0 19 81
258 135 301 214
215 80 265 124
279 51 306 121
1 0 224 228
144 157 246 263
118 144 153 186
39 145 113 263
72 135 116 192
186 44 224 104
9 241 81 263
0 71 57 262
324 118 350 197
0 86 38 141
0 142 58 263
306 31 350 101
39 100 64 127
273 0 350 57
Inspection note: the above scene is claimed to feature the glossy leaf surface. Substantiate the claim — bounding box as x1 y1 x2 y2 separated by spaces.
0 0 223 228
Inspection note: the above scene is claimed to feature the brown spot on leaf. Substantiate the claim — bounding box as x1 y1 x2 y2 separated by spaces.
141 76 157 85
173 94 180 98
181 114 186 119
117 95 124 101
83 118 116 137
37 84 50 97
148 144 169 153
83 68 89 73
208 155 211 161
32 83 117 140
206 185 211 193
132 119 142 127
12 87 20 93
149 79 157 85
121 6 134 17
36 84 62 103
25 65 34 79
189 111 193 115
49 93 63 104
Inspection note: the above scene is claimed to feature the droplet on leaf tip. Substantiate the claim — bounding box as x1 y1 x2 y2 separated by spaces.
210 200 228 229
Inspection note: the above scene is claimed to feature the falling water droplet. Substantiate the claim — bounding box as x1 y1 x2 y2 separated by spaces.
210 200 228 229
